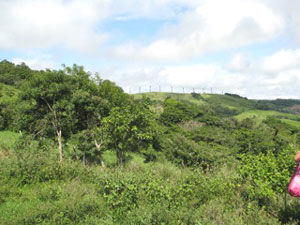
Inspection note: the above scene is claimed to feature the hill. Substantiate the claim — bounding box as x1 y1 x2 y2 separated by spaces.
134 92 255 109
133 92 300 127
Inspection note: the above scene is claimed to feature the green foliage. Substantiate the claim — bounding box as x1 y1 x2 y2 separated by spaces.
18 70 75 136
103 101 157 165
188 126 236 147
16 64 132 162
0 131 19 150
224 93 248 99
234 128 277 154
0 84 20 130
0 180 108 225
0 141 295 225
159 132 234 168
0 60 33 86
99 80 131 108
210 103 240 117
191 92 202 100
231 118 289 155
263 116 299 137
234 110 300 127
238 147 295 200
2 60 300 224
160 97 205 125
201 93 256 112
160 133 205 166
0 137 91 185
257 98 300 112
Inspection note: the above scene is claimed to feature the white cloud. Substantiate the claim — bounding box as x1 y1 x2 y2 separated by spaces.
0 0 290 61
0 0 109 54
111 0 284 62
264 0 300 43
101 63 251 96
104 44 300 99
12 54 57 70
159 65 216 87
262 69 300 90
228 53 251 72
261 49 300 74
2 0 300 100
224 48 300 98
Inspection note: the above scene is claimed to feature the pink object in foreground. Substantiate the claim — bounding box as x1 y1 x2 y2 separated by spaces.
288 163 300 197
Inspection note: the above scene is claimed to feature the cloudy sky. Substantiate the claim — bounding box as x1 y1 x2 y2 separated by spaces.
1 0 300 99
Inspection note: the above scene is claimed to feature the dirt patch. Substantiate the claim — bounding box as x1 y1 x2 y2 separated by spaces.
0 149 13 159
286 105 300 114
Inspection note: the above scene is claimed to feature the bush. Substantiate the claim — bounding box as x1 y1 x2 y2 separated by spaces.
0 137 93 185
238 147 295 201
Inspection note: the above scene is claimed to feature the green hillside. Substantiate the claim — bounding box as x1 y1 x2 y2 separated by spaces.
133 92 256 112
134 92 300 127
134 92 207 105
2 61 300 224
134 92 255 109
201 93 256 110
234 110 300 124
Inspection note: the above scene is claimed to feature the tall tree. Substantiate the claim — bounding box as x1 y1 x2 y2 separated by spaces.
19 69 75 161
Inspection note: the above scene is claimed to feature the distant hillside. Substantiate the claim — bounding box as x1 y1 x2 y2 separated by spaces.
234 110 300 128
133 92 300 127
134 92 255 109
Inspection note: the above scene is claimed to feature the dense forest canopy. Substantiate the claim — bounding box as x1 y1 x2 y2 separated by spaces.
1 60 300 224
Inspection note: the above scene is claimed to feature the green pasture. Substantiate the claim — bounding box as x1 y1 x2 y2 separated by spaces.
133 92 207 105
281 119 300 128
234 110 300 126
133 92 257 112
201 93 256 111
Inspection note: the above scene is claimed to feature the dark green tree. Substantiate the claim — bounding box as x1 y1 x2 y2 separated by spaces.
18 69 76 161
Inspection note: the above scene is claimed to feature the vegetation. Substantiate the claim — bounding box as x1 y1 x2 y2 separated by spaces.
1 60 300 224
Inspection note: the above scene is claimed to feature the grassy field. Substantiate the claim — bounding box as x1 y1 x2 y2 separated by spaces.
281 119 300 128
133 92 206 105
234 110 300 126
201 94 256 110
133 92 257 111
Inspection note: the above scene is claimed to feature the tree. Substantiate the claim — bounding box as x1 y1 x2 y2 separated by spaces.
19 69 76 161
102 101 157 165
70 86 108 166
17 64 137 165
0 60 33 86
0 84 20 130
160 98 204 125
65 66 127 166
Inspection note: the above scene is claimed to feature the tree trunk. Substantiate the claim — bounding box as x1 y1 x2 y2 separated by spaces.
83 152 86 165
100 158 105 167
117 149 124 166
72 144 79 161
94 139 105 167
57 129 63 162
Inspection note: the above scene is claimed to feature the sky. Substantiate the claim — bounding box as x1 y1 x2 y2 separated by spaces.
1 0 300 99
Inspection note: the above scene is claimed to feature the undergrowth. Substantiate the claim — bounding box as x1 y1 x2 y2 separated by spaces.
0 148 297 225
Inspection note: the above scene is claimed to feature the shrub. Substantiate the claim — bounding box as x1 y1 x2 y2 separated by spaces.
238 147 295 201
